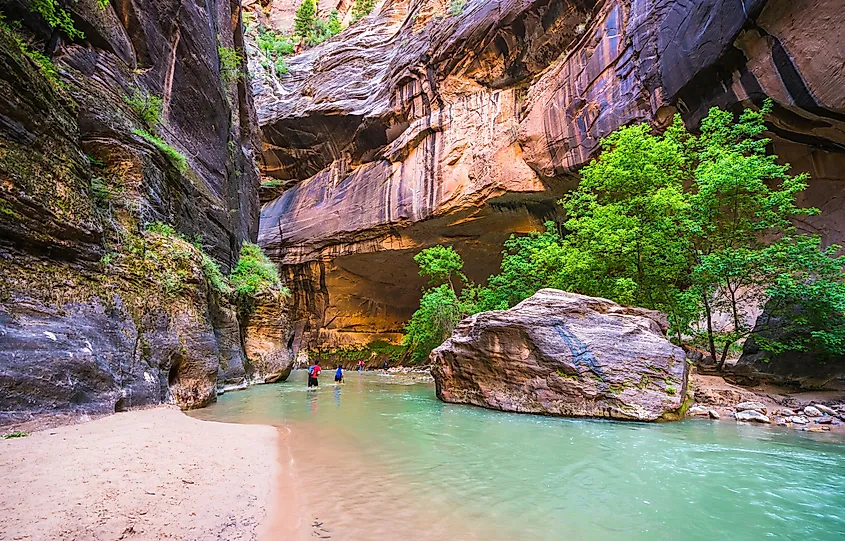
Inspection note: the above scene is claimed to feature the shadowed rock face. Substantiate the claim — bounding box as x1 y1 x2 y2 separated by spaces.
0 0 275 423
257 0 845 351
430 289 689 420
730 306 845 391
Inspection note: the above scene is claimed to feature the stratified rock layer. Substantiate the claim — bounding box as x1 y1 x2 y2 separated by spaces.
0 0 274 423
243 290 295 383
256 0 845 352
430 289 689 421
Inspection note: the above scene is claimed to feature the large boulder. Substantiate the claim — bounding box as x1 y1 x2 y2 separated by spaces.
430 289 689 421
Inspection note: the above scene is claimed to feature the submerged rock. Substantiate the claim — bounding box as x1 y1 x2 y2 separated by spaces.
430 289 689 421
735 410 771 424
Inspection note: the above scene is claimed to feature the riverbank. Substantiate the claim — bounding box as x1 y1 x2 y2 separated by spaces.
690 372 845 434
0 407 278 540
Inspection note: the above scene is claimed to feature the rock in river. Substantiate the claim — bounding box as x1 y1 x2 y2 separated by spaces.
735 411 772 424
688 406 710 416
814 405 837 416
735 402 768 414
430 290 689 422
803 406 823 417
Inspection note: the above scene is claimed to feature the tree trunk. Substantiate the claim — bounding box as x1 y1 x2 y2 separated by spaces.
717 340 731 371
702 294 718 364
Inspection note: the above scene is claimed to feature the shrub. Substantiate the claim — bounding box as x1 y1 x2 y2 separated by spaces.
217 44 243 85
229 241 281 298
201 252 230 294
352 0 376 22
29 0 83 39
256 27 295 77
0 16 64 87
125 88 164 129
450 0 467 16
133 129 187 173
145 221 178 236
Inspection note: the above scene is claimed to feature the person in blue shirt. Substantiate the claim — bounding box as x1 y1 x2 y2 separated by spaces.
334 365 343 384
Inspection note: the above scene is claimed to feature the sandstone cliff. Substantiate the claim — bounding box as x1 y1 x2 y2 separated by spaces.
255 0 845 353
0 0 291 424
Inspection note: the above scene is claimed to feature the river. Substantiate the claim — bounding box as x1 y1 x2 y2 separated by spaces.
189 370 845 540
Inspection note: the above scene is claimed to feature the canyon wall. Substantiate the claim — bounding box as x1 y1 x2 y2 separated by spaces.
255 0 845 354
0 0 290 425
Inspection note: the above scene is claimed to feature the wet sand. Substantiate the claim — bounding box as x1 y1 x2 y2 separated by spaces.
0 407 279 541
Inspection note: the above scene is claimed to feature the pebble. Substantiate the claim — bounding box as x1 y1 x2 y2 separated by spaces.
735 410 771 423
790 416 809 425
803 406 822 417
708 410 720 420
735 401 767 414
778 408 796 416
814 404 837 416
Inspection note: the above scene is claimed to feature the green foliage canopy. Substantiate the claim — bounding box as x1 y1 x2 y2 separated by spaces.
403 101 845 366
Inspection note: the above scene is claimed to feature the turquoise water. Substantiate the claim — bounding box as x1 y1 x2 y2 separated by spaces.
190 371 845 540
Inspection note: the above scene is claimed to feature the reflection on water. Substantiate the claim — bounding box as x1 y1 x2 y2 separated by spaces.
190 370 845 541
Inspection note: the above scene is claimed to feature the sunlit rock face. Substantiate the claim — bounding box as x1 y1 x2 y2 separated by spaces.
257 0 845 351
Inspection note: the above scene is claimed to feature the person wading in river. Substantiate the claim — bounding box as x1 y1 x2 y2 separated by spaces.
307 362 321 389
334 365 344 384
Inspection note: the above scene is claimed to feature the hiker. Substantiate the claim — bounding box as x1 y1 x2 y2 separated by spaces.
358 360 365 372
334 365 344 384
382 360 389 373
307 361 321 388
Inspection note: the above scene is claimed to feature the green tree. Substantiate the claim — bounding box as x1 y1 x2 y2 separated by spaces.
686 102 814 367
327 9 342 35
755 235 845 357
456 101 840 369
403 284 462 364
414 245 464 291
351 0 376 22
403 246 478 363
294 0 318 39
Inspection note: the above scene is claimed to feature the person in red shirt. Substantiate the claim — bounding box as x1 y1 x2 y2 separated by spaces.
307 362 321 388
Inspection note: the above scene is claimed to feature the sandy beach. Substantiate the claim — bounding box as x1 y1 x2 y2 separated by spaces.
0 407 278 541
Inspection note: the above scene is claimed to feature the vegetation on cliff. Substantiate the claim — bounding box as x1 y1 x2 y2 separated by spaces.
351 0 376 22
294 0 343 47
405 103 845 366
